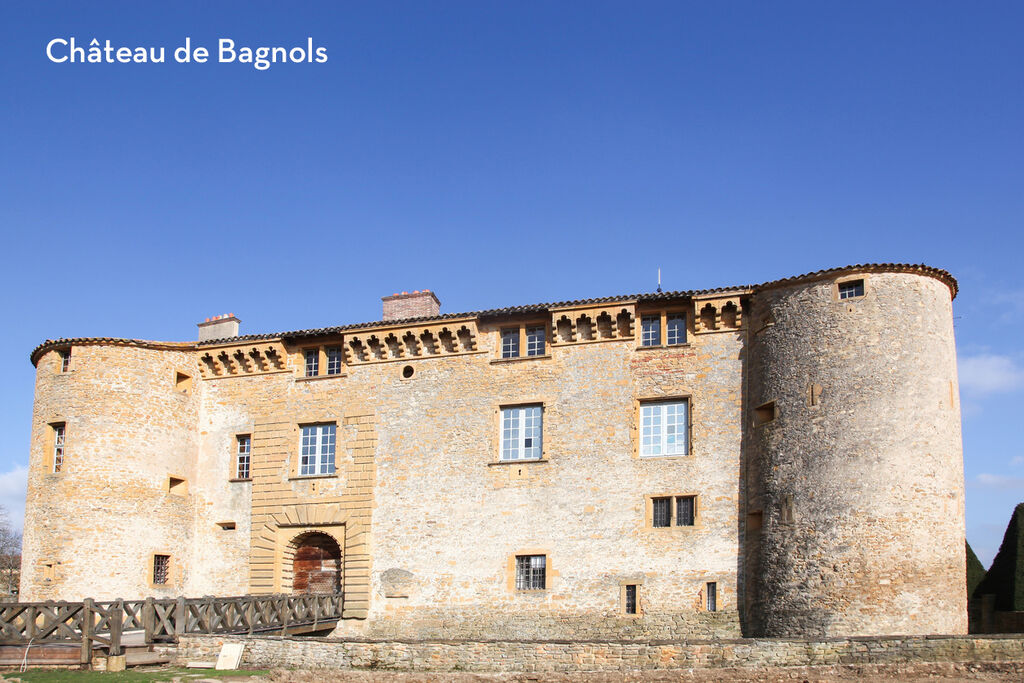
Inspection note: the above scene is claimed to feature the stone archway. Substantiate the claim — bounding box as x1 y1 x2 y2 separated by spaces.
290 531 342 594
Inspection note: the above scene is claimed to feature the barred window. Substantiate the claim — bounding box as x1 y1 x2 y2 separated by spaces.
501 328 520 358
652 497 672 527
706 582 717 612
624 584 638 615
676 495 695 526
515 555 546 590
52 423 65 473
838 280 864 300
666 314 686 345
501 405 543 461
304 349 319 377
300 424 336 476
640 400 689 456
526 326 546 357
153 554 170 585
236 435 251 479
326 347 343 375
640 315 660 346
59 348 71 372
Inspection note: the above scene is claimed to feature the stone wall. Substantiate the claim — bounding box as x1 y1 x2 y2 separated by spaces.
174 633 1024 673
744 270 965 637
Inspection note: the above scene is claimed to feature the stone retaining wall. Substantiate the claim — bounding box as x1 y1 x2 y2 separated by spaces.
175 633 1024 673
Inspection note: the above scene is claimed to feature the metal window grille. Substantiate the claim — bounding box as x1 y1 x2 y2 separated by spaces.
304 349 319 377
300 424 336 476
153 555 170 585
641 315 660 346
515 555 546 590
640 401 688 456
501 328 520 358
526 327 545 356
666 314 686 345
60 349 71 372
52 424 65 473
652 497 672 527
625 584 638 614
838 280 864 299
706 582 717 612
501 406 542 461
236 435 251 479
676 496 695 526
326 347 342 375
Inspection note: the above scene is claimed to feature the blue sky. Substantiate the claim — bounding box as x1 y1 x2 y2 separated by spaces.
0 2 1021 566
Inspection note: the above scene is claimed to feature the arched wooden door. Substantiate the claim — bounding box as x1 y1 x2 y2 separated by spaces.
291 532 341 594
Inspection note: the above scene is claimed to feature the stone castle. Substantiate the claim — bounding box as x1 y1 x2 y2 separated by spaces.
21 263 967 639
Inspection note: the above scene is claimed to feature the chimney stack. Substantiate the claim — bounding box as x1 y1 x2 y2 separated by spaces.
198 313 241 342
382 290 440 321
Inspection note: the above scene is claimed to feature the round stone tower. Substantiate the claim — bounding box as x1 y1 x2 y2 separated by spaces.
744 265 965 637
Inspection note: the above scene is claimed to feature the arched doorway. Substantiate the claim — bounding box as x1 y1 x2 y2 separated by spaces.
291 532 342 594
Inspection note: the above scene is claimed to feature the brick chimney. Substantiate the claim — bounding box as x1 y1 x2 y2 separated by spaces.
382 290 440 321
198 313 241 342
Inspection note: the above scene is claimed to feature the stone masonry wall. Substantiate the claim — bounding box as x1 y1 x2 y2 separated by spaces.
174 633 1024 673
21 345 200 601
744 271 965 637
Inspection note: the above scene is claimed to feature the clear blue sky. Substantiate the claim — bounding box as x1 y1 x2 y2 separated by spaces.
1 2 1021 566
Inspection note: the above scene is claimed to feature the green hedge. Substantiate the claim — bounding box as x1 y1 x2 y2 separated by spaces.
973 502 1024 611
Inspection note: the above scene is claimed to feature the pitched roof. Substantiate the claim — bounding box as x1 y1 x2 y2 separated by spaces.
29 262 957 364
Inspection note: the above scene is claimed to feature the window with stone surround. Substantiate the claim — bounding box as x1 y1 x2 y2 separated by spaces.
496 322 548 360
639 310 687 347
515 554 546 590
304 348 319 377
299 423 336 476
650 495 696 528
500 405 543 461
58 348 71 372
51 423 65 473
152 554 170 585
838 279 865 300
325 347 343 375
640 400 689 456
706 582 718 612
235 434 251 480
501 328 520 358
624 584 639 615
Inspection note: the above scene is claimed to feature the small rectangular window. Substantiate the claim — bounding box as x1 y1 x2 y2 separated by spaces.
52 423 66 473
501 328 520 358
676 495 695 526
236 435 251 479
59 348 71 372
525 326 545 356
175 372 192 394
624 584 638 615
304 349 319 377
325 347 343 375
500 405 543 461
168 476 187 495
652 497 672 527
640 400 689 457
754 401 776 426
300 423 336 476
515 554 546 590
153 555 170 585
838 280 865 300
641 315 661 347
706 582 717 612
666 314 686 345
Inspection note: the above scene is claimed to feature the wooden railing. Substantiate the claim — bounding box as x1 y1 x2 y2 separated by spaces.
0 593 343 662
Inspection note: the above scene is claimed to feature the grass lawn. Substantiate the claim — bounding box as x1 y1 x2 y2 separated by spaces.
0 667 269 682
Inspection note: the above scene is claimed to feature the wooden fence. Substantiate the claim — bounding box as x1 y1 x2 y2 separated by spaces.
0 593 344 663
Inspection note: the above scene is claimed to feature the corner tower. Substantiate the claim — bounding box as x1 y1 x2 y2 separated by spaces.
743 265 965 636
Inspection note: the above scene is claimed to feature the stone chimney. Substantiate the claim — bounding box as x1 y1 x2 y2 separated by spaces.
198 313 241 342
382 290 440 321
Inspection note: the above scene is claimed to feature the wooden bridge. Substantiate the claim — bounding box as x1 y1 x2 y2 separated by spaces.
0 592 344 667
